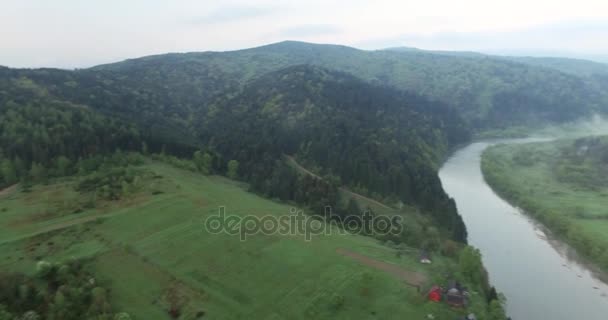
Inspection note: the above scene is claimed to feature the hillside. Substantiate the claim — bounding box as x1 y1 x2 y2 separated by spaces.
201 65 469 241
0 160 495 319
385 47 608 77
0 67 199 153
0 63 470 242
91 41 608 129
506 56 608 77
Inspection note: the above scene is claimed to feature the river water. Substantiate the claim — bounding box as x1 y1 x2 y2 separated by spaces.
439 140 608 320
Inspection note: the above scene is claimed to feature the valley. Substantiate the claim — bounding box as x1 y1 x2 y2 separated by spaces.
2 40 608 319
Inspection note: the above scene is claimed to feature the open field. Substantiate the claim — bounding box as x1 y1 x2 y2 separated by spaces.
482 138 608 271
0 161 475 319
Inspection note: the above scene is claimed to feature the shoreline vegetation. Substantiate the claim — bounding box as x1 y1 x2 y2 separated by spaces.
481 137 608 273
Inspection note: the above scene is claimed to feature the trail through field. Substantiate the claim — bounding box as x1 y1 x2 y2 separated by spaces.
1 210 130 245
284 155 392 210
336 248 426 287
0 184 17 197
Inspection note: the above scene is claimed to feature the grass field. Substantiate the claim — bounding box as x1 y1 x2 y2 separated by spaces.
482 138 608 271
0 161 477 319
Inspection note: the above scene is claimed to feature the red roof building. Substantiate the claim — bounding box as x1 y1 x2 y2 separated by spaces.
428 286 442 302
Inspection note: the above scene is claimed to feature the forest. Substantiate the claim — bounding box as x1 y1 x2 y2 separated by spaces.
0 59 473 243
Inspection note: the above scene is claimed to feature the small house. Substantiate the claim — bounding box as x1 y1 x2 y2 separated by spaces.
445 281 468 308
420 250 432 264
428 286 442 302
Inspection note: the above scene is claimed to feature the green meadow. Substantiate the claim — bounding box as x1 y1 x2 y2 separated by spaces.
482 138 608 271
0 161 479 319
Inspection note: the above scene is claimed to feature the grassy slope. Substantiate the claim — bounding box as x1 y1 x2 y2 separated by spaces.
0 161 476 320
481 140 608 271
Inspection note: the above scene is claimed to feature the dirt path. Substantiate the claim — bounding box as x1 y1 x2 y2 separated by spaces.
0 210 128 246
284 155 392 210
336 248 426 287
284 155 322 180
340 189 392 211
0 184 17 197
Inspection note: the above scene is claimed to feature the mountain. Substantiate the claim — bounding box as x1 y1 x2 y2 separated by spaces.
504 56 608 77
385 46 608 77
384 46 488 58
92 41 608 129
0 67 198 155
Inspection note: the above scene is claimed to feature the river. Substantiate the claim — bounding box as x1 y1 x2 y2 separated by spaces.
439 140 608 320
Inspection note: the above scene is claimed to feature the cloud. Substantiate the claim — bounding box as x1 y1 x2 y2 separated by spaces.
189 5 282 25
279 24 342 38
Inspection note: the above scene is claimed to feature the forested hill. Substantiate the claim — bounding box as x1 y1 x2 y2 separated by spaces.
2 41 608 242
92 41 608 129
0 67 198 154
202 65 469 240
0 61 469 241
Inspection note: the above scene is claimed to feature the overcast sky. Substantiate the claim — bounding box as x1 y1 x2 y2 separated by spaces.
2 0 608 68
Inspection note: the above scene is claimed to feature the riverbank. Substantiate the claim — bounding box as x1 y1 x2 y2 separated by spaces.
440 141 608 320
481 139 608 273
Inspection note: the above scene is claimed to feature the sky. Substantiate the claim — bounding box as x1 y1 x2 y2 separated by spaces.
1 0 608 68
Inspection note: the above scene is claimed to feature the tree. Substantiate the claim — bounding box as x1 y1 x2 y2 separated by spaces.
0 159 17 185
141 142 148 155
35 261 55 279
20 311 41 320
487 299 507 320
56 156 72 176
0 305 13 320
202 153 213 174
114 312 132 320
227 160 239 179
346 198 361 217
193 151 212 175
459 246 483 286
29 163 47 183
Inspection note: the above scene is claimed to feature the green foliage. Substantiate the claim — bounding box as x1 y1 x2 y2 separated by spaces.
459 246 484 286
0 159 17 186
487 299 508 320
204 65 468 241
76 166 147 200
226 160 239 179
193 150 213 174
329 293 345 311
0 306 12 320
113 312 132 320
35 260 54 279
151 153 197 172
89 41 607 129
0 259 123 320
